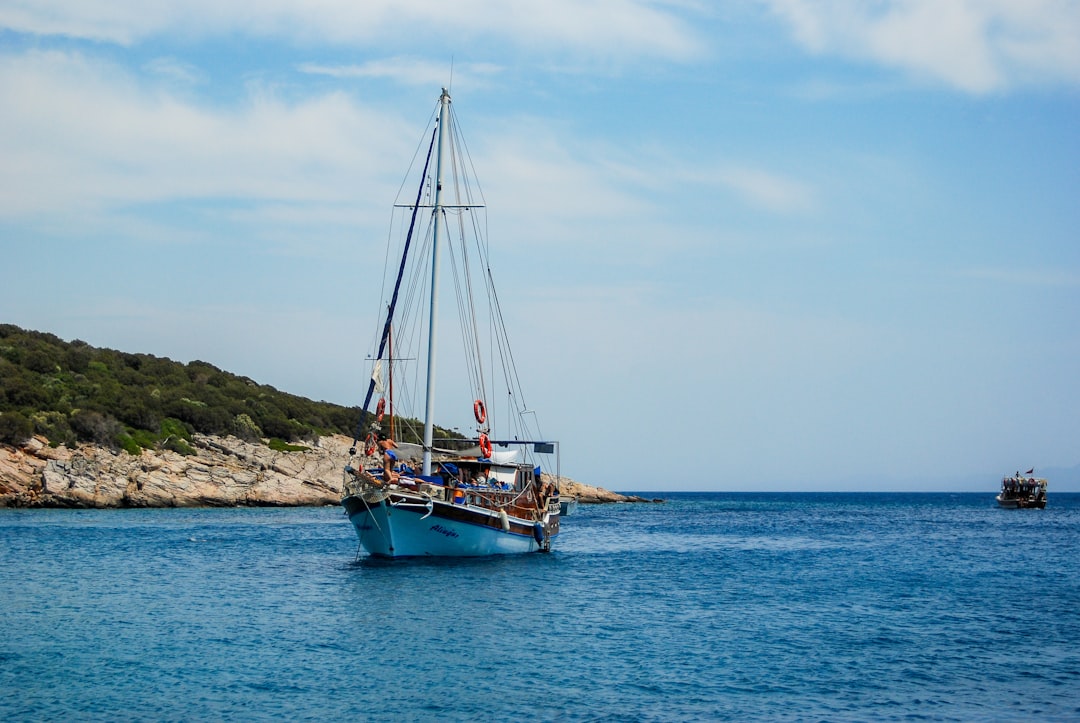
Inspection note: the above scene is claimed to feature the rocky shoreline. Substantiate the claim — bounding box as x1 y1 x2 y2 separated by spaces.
0 434 656 508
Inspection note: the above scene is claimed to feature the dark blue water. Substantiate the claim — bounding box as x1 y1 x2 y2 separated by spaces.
3 493 1079 721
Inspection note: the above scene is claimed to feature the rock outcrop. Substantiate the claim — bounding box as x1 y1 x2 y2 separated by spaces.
0 434 348 508
0 435 650 508
556 477 656 504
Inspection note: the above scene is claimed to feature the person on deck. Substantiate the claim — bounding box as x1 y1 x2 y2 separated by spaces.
378 435 400 484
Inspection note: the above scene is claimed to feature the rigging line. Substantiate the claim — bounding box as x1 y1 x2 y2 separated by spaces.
359 488 392 546
392 200 437 350
397 212 435 354
455 180 505 424
445 123 490 413
444 217 483 407
444 108 493 413
473 485 533 510
438 133 486 415
453 114 492 284
451 184 488 415
370 104 442 353
403 214 437 374
486 263 509 408
486 265 531 419
352 123 440 447
485 269 514 391
393 105 440 204
464 207 501 425
453 178 501 415
448 104 489 218
458 245 487 414
388 235 434 444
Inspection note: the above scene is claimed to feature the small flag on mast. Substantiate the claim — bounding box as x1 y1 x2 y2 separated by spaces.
1025 468 1034 475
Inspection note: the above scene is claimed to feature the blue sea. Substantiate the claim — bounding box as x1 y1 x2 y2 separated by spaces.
3 492 1079 721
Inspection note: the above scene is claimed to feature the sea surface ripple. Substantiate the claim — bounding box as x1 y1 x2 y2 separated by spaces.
2 492 1079 721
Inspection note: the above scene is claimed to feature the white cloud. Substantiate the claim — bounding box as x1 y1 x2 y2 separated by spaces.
0 50 412 221
0 45 801 269
143 56 202 85
628 150 817 215
716 166 815 213
762 0 1080 93
0 0 704 62
0 0 165 44
298 58 503 90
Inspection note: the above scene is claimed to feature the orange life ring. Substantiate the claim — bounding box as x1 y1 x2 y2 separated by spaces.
478 432 493 458
473 399 486 424
375 398 386 422
364 432 378 456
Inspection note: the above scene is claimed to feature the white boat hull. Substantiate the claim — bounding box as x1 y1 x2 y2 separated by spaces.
996 492 1045 509
343 492 556 558
995 494 1017 508
996 476 1047 509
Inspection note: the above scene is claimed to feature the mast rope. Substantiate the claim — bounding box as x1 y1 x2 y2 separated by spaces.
351 95 547 461
351 123 439 448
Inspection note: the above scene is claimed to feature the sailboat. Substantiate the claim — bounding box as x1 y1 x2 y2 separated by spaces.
340 88 562 558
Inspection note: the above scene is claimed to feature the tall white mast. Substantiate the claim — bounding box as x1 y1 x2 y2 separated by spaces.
421 88 450 476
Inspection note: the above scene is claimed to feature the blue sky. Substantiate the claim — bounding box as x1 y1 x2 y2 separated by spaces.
2 1 1078 491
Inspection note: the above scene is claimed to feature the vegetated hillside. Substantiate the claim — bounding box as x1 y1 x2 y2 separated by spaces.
0 324 446 454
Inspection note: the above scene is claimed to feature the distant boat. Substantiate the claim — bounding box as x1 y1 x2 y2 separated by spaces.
340 88 562 558
996 472 1047 509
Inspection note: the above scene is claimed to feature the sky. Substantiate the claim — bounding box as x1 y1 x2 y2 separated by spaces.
2 1 1078 491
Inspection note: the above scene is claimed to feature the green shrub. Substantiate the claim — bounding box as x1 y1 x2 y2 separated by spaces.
4 372 48 407
163 437 196 456
117 434 143 456
128 428 158 450
160 417 192 441
0 324 370 447
268 438 309 452
70 410 121 445
0 411 33 445
64 346 91 374
30 411 75 447
231 413 263 441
